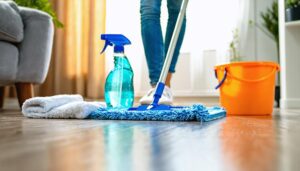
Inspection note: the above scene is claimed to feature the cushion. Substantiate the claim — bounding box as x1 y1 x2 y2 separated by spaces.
0 41 18 82
0 1 24 42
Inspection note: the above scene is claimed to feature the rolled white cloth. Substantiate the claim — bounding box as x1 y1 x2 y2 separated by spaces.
23 101 106 119
22 94 83 115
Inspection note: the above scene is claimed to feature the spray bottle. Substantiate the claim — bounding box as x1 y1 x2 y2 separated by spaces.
101 34 134 108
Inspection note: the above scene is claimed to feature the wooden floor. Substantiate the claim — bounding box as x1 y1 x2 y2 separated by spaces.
0 98 300 171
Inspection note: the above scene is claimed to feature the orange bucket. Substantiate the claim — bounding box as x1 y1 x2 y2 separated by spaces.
215 62 280 115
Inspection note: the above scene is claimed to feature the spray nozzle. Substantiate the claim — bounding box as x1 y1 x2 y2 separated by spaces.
100 34 131 54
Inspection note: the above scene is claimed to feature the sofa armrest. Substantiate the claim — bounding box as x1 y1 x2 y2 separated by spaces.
16 7 54 84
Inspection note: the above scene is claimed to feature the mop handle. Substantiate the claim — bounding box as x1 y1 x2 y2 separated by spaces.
158 0 189 83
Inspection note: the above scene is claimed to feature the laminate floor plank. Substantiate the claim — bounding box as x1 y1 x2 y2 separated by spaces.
0 98 299 171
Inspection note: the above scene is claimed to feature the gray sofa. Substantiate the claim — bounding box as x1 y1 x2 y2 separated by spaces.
0 1 54 108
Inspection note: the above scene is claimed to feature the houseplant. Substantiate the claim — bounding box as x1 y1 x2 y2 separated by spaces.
261 1 279 58
260 1 280 107
13 0 63 28
229 28 242 62
286 0 300 21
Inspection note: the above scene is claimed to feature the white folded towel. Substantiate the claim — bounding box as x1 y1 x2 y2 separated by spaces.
23 101 105 119
22 95 106 119
22 94 83 114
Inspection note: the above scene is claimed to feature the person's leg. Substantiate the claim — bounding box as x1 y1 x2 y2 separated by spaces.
165 0 186 81
140 0 163 87
165 73 172 87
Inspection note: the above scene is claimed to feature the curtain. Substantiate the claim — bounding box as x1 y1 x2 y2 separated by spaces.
35 0 106 99
237 0 251 58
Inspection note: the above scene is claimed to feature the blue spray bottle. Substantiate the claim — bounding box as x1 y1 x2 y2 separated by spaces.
101 34 134 108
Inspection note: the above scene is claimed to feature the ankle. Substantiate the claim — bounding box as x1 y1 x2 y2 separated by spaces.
151 83 171 88
165 83 171 88
166 72 172 88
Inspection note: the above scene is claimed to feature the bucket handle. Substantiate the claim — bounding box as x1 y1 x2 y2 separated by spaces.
215 67 278 89
215 68 227 89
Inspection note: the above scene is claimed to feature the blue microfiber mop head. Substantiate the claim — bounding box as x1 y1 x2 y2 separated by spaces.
89 104 226 122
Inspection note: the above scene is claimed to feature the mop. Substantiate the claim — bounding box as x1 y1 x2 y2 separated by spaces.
90 0 226 122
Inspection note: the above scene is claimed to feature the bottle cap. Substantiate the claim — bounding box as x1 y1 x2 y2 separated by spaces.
100 34 131 54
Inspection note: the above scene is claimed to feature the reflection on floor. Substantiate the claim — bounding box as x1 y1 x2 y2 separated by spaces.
0 98 300 171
